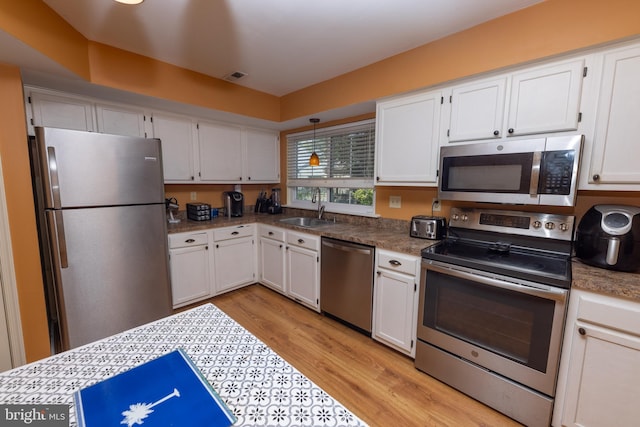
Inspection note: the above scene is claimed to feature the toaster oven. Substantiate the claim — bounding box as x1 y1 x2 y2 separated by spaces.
410 215 446 240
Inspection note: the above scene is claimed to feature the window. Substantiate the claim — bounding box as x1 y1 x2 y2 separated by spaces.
286 119 375 216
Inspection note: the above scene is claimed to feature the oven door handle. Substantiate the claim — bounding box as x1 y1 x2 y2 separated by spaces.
425 262 567 302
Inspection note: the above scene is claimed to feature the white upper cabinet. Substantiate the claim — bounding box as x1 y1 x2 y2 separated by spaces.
448 77 507 141
198 122 280 183
151 113 197 183
445 58 585 143
29 90 95 132
96 103 147 137
587 44 640 188
244 128 280 183
507 59 584 137
198 121 244 182
375 90 442 186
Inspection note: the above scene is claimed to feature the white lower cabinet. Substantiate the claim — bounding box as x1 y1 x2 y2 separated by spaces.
553 289 640 426
372 249 420 357
285 230 320 312
213 224 256 294
168 232 211 308
258 225 286 294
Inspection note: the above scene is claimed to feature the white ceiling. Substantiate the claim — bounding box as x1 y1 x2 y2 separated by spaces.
40 0 543 97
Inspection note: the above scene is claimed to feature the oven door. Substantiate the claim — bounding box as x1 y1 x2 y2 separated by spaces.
417 260 568 396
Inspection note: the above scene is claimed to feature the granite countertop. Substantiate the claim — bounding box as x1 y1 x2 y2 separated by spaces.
167 210 436 257
571 258 640 302
166 209 640 303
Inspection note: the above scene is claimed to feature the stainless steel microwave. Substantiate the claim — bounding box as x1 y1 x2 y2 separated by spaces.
438 135 584 206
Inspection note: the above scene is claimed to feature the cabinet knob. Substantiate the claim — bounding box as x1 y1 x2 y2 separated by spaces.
376 176 380 181
248 176 251 180
377 271 381 276
578 327 586 336
493 130 499 136
592 174 600 181
268 231 274 235
298 239 305 244
508 128 514 134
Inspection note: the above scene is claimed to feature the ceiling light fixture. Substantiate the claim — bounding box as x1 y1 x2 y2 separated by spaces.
114 0 144 4
309 118 320 167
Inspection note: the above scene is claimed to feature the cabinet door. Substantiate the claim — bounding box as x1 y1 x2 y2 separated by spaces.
560 322 640 426
506 59 584 137
198 121 243 182
375 90 442 185
151 113 196 182
373 269 417 356
244 128 280 182
96 103 146 137
169 245 211 308
286 244 319 311
214 236 255 293
259 237 286 293
589 45 640 185
448 77 507 142
30 91 95 131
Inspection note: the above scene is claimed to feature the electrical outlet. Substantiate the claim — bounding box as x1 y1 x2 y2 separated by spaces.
190 192 197 201
389 196 402 208
432 198 441 212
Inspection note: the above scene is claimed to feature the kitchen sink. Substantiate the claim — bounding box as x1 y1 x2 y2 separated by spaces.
279 217 335 228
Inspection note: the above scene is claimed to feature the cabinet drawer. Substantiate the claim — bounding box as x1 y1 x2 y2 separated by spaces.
377 250 419 276
576 291 640 336
259 225 285 241
287 231 320 251
168 232 208 249
212 224 255 241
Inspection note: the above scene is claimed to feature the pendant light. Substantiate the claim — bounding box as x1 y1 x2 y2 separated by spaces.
309 118 320 166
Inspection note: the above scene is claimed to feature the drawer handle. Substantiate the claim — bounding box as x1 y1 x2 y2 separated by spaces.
389 260 402 266
185 238 195 243
231 231 239 235
268 231 274 236
298 238 305 244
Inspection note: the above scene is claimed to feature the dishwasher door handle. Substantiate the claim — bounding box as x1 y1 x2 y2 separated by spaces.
322 240 372 255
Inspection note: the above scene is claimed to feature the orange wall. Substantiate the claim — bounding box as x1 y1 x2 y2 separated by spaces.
0 63 49 361
281 0 640 121
87 42 281 122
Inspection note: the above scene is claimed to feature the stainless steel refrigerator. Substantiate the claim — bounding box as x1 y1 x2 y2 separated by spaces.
30 126 172 353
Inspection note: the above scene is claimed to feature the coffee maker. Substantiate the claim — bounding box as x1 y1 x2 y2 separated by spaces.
224 191 244 217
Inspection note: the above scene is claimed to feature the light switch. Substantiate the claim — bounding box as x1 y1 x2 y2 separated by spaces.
389 196 401 208
190 192 197 201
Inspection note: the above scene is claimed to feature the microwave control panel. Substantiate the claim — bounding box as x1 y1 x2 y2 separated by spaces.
539 150 575 195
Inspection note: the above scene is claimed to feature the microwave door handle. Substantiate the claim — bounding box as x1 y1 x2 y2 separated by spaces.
530 151 542 197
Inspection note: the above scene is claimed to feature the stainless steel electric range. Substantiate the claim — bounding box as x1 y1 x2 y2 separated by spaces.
416 207 574 427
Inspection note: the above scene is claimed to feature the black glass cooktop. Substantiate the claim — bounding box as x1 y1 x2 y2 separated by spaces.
422 237 572 288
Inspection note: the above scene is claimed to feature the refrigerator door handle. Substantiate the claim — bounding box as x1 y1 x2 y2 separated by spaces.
48 210 69 268
47 146 62 209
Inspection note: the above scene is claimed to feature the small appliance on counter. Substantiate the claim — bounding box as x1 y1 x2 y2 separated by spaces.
224 191 244 217
410 215 446 240
575 204 640 272
165 197 180 223
186 202 211 221
268 188 283 214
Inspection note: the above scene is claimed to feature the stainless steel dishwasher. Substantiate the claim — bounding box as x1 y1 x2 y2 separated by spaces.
320 237 375 335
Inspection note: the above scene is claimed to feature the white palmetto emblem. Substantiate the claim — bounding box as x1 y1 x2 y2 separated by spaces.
120 388 181 426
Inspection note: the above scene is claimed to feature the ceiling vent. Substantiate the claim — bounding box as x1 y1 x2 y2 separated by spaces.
224 71 248 82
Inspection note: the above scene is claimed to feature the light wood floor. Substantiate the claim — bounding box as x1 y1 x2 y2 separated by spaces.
200 284 522 427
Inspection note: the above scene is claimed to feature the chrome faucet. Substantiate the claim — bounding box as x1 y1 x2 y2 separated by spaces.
312 187 325 219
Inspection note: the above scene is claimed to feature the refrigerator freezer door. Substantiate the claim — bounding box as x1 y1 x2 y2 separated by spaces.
46 204 172 350
35 127 165 209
